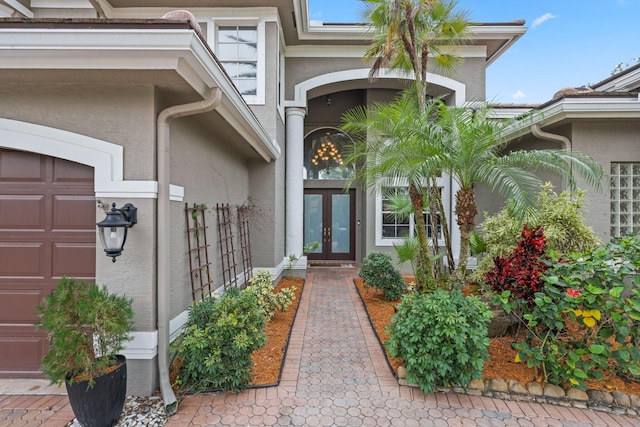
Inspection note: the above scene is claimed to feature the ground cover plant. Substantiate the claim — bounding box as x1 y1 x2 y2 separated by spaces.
175 287 266 393
498 234 640 390
171 277 303 393
354 277 640 395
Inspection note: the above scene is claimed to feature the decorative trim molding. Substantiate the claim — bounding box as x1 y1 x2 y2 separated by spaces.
287 68 467 108
0 118 188 200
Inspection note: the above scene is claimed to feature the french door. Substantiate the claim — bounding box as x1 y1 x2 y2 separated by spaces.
304 189 355 261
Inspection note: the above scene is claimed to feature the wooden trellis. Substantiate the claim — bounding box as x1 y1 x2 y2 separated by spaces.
185 203 214 301
216 203 238 289
237 206 253 287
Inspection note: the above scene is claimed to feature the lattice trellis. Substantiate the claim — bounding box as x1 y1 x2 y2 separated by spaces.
237 206 253 287
216 203 238 289
185 203 214 301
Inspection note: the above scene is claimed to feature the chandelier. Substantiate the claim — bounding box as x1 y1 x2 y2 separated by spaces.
311 139 343 167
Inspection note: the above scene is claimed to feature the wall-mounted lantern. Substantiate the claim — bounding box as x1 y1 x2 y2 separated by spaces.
96 203 137 262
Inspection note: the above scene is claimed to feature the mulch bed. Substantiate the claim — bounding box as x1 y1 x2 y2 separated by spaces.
170 276 304 392
250 277 304 386
354 277 640 396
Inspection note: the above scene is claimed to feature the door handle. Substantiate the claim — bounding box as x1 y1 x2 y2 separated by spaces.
323 227 332 241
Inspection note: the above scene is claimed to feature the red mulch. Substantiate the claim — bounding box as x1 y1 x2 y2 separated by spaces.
354 278 640 395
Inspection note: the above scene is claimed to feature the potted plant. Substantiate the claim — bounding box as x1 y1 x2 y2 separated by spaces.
36 277 133 427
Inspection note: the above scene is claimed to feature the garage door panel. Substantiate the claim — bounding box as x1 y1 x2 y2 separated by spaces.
52 243 96 279
53 158 94 182
0 148 95 378
0 243 45 276
53 195 96 230
0 195 45 230
0 150 45 182
0 289 42 323
0 334 46 377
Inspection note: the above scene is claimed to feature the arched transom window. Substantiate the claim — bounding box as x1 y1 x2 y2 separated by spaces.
303 128 354 180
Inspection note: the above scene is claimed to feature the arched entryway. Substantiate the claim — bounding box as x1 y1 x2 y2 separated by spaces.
0 148 96 378
303 127 356 261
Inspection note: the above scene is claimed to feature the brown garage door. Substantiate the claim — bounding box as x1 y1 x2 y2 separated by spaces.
0 148 95 378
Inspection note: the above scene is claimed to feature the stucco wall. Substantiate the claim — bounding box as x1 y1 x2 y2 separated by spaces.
0 82 156 181
168 116 253 316
286 56 486 103
0 84 158 325
246 21 286 269
571 120 640 242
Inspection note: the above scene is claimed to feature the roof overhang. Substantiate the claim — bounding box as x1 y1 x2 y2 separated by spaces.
0 20 280 162
504 95 640 140
291 0 526 64
31 0 525 65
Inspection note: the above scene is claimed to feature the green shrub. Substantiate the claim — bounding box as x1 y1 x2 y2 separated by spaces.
359 252 407 301
36 278 133 387
246 270 297 321
176 287 266 392
385 290 492 394
503 234 640 389
471 184 600 283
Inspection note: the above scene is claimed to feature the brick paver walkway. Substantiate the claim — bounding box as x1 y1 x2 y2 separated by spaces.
1 267 638 426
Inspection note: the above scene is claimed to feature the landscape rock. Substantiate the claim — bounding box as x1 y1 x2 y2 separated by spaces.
397 365 407 379
587 390 614 405
611 391 631 407
566 388 589 401
543 384 565 399
507 380 528 395
526 382 543 396
487 378 509 393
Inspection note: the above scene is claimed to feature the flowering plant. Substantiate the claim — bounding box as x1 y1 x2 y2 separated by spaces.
566 288 582 297
511 235 640 389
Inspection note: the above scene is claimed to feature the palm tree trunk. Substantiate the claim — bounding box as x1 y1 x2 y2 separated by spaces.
455 187 478 278
409 182 434 291
430 176 455 273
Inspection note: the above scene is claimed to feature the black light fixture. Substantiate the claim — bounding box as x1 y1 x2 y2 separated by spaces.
96 203 137 262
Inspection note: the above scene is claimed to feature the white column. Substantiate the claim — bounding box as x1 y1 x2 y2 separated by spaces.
285 107 306 258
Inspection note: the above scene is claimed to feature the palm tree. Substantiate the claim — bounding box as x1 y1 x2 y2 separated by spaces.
433 104 604 277
363 0 471 107
361 0 471 278
342 91 445 290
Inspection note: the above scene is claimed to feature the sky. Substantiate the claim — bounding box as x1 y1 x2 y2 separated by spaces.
308 0 640 104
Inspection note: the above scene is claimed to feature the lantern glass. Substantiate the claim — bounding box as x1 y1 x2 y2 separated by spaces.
98 225 127 255
96 203 135 261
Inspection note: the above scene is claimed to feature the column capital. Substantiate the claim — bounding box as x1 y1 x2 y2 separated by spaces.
285 106 307 118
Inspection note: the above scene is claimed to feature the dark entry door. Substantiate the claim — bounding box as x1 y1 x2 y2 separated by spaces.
304 189 355 261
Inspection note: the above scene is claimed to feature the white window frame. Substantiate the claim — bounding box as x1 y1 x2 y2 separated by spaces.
375 176 451 247
209 18 265 105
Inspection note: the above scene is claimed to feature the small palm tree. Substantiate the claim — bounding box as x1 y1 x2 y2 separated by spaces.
434 103 604 276
360 0 471 281
343 91 449 290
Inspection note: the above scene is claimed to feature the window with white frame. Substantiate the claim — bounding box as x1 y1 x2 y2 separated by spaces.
378 186 442 244
610 162 640 237
217 25 258 96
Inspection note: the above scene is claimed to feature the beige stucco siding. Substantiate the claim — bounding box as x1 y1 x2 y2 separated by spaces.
571 120 640 242
169 116 252 315
286 56 486 103
0 82 157 181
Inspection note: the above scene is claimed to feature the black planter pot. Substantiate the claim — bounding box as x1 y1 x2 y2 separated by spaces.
65 355 127 427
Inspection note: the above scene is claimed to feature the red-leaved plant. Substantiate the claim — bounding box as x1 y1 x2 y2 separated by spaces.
484 224 548 306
